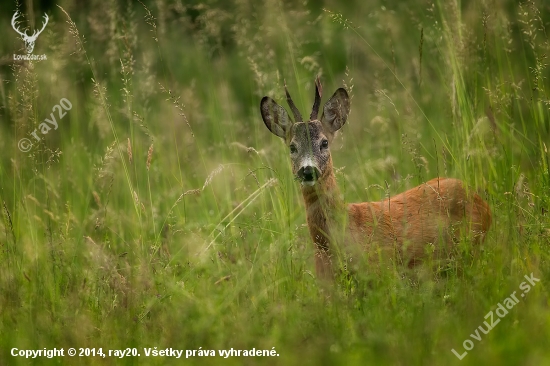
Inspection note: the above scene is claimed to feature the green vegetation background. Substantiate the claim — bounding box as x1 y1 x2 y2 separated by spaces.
0 0 549 364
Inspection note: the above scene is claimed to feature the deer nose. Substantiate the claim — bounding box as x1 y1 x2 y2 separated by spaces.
303 166 314 179
298 166 320 182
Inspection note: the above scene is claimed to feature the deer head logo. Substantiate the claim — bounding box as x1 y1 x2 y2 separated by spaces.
11 11 49 54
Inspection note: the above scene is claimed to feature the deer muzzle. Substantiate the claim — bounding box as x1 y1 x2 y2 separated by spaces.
297 165 321 186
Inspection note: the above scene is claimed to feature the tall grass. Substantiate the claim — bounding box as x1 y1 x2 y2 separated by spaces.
0 0 548 365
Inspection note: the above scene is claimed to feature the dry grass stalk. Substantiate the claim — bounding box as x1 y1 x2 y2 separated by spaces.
127 138 133 164
146 144 153 171
202 164 224 191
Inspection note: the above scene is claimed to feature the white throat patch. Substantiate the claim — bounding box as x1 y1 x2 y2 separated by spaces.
301 180 316 187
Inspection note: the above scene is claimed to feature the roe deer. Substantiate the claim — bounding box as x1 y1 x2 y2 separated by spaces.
260 78 492 278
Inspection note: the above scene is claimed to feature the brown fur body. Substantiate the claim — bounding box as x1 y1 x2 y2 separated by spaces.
302 156 492 277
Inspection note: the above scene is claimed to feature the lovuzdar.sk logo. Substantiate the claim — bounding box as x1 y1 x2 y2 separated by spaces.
12 11 48 61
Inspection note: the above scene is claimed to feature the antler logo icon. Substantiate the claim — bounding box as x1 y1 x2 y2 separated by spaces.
11 11 49 54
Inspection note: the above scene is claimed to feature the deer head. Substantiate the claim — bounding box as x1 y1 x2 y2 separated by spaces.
11 11 49 54
260 77 350 186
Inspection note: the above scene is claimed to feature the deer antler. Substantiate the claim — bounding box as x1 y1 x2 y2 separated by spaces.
11 11 28 38
30 14 49 40
284 80 303 122
309 75 323 121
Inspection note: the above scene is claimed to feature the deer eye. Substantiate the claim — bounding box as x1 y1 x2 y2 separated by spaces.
290 144 297 154
320 139 329 150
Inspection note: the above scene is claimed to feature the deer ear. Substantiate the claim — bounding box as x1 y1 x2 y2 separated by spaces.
260 97 293 140
321 88 350 133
